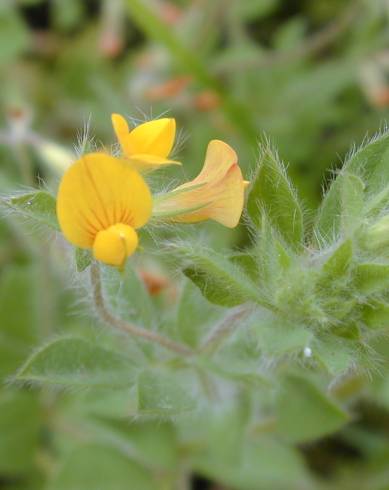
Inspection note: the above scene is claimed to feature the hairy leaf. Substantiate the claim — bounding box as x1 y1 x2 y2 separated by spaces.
47 444 156 490
137 369 196 416
0 265 39 378
277 374 349 442
177 279 222 347
177 244 262 307
0 390 41 474
15 337 137 388
247 143 304 248
315 131 389 243
102 263 157 329
1 190 59 230
353 263 389 294
317 239 353 289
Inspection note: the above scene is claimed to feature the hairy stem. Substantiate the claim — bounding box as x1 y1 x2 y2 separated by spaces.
90 262 193 356
200 304 252 354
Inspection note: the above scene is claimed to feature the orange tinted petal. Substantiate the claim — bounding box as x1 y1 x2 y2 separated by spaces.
171 164 245 227
178 140 237 190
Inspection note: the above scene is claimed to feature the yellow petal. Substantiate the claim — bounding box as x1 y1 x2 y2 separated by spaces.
172 164 245 228
178 139 237 190
93 224 138 267
56 152 152 249
112 114 176 160
129 154 181 172
153 140 245 228
111 113 130 152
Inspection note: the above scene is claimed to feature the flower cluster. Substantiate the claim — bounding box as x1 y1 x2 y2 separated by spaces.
56 114 247 267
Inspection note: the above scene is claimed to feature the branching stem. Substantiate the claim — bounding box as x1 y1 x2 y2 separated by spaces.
200 304 252 354
90 262 194 357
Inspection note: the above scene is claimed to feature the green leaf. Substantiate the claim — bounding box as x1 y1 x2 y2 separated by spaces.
15 337 137 388
276 374 349 442
346 131 389 195
330 322 361 340
314 336 354 375
256 322 312 357
322 240 353 278
253 215 293 290
71 388 138 419
176 244 262 307
176 279 222 347
47 444 156 490
231 0 279 21
0 390 41 474
0 265 39 379
340 173 365 235
317 239 353 289
52 0 85 32
0 6 29 65
94 418 178 471
315 131 389 243
137 369 196 416
102 263 157 328
75 248 92 272
362 301 389 330
247 142 304 248
193 406 309 489
197 438 309 489
353 263 389 294
314 172 364 244
1 191 59 230
230 252 261 282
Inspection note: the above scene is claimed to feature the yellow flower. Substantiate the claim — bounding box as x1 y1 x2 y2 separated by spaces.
56 152 152 267
153 140 245 228
111 113 180 172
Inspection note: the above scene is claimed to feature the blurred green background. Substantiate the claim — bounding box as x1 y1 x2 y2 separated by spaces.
2 0 389 489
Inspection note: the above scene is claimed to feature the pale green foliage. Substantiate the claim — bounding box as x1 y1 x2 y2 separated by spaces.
137 369 196 416
174 131 389 378
0 391 41 474
247 140 304 248
276 374 349 443
5 130 389 489
47 445 157 490
0 190 58 230
14 336 138 388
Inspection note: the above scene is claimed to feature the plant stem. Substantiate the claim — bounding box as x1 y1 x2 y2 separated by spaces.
90 262 193 357
200 304 252 354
